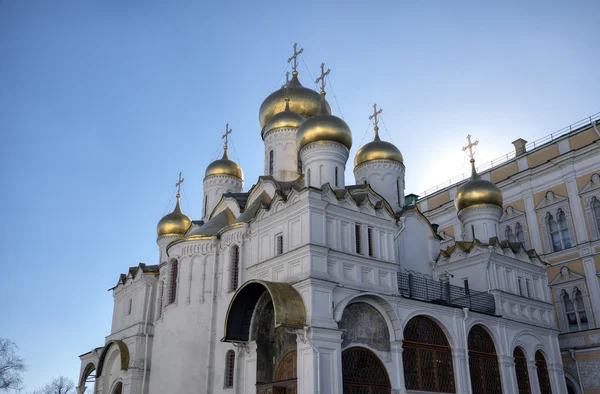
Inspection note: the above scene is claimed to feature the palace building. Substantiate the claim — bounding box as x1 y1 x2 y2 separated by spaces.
77 45 599 394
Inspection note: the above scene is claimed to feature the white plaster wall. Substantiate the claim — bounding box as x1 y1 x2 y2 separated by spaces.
203 175 243 220
300 142 349 188
353 160 405 212
397 213 438 275
263 127 300 181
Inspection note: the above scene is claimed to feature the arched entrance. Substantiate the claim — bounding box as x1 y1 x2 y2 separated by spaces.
513 347 531 394
468 325 501 394
342 347 391 394
535 351 552 394
111 382 122 394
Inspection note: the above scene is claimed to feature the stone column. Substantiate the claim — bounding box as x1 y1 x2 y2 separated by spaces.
498 355 518 393
296 327 344 394
527 360 541 394
548 363 568 394
243 341 257 394
451 348 470 394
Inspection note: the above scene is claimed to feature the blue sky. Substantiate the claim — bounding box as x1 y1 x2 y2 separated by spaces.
1 0 598 390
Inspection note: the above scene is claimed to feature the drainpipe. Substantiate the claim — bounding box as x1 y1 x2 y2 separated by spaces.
299 327 321 394
569 349 585 393
141 281 152 394
462 308 472 392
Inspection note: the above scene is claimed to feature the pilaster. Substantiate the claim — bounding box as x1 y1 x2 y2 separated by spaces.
498 355 518 393
566 177 588 243
390 341 406 394
524 194 543 253
527 360 541 394
582 254 600 327
451 348 470 394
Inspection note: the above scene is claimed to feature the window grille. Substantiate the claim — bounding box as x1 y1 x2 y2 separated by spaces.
224 350 235 388
403 316 455 393
297 152 302 173
593 197 600 233
276 235 283 255
468 325 502 394
229 245 240 292
367 228 374 257
517 277 523 296
535 351 552 394
355 224 362 254
513 347 531 394
156 281 164 319
269 150 274 175
563 288 589 331
168 260 178 305
342 347 391 394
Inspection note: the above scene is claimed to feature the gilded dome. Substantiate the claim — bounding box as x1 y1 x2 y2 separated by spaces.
455 160 503 212
205 149 243 180
354 130 403 167
296 95 352 151
259 71 331 129
157 195 192 237
263 99 305 138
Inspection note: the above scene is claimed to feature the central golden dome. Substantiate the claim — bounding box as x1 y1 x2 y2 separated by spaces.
259 71 331 129
354 130 403 167
205 149 243 180
157 195 192 237
296 95 352 151
455 160 503 212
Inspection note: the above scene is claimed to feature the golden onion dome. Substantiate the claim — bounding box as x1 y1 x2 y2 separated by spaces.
205 149 243 180
157 195 192 237
263 98 305 138
296 94 352 151
354 128 403 167
455 160 503 212
259 71 331 129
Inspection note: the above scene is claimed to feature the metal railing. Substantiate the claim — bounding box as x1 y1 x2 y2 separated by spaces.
398 272 497 315
418 112 600 198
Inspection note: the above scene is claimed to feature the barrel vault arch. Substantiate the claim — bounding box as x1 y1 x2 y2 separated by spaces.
96 340 130 378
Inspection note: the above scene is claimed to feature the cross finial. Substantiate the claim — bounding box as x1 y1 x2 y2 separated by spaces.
222 123 232 151
462 134 479 161
369 103 383 136
287 43 304 73
315 62 331 94
282 71 290 88
175 172 184 196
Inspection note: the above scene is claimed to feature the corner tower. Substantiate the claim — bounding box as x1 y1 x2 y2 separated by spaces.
353 104 405 212
202 124 243 220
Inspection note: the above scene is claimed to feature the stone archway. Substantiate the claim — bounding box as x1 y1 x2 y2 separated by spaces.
342 347 391 394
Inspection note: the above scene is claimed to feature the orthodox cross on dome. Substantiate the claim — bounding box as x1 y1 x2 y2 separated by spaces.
462 134 479 162
315 62 331 94
222 123 232 151
369 103 383 135
287 43 304 73
175 172 184 196
283 71 290 88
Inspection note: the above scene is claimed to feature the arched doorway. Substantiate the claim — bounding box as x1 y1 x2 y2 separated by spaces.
342 347 391 394
402 316 455 393
112 382 122 394
468 325 501 394
535 351 552 394
514 347 531 394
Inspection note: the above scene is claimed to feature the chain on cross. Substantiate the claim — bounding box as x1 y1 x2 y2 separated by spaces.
222 123 232 150
287 43 304 73
315 62 330 93
369 103 383 131
462 134 479 161
175 172 184 195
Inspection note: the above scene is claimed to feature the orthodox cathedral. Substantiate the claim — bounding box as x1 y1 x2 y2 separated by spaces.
77 45 574 394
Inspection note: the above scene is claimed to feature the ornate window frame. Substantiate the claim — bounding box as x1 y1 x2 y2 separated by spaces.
580 173 600 241
229 244 240 292
549 267 595 332
535 191 576 254
167 259 180 306
500 206 530 249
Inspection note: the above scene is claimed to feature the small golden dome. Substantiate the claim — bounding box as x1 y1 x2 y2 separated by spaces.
354 129 403 167
296 94 352 151
263 99 305 137
455 160 503 212
259 72 331 129
157 195 192 237
205 149 243 180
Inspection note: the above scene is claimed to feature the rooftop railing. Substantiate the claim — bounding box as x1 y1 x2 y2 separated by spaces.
398 271 497 315
418 112 600 198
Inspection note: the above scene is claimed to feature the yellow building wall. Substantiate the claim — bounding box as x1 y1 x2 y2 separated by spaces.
569 127 599 151
490 161 519 184
427 191 451 211
527 143 560 169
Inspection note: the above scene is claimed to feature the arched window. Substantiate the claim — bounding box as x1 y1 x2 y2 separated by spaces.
204 195 208 217
269 150 274 175
397 178 401 206
403 316 455 393
156 280 165 319
342 347 390 394
468 325 501 394
112 382 123 394
335 166 339 187
593 197 600 233
229 245 240 292
224 350 235 388
535 351 552 394
297 152 302 173
515 222 525 243
557 209 572 248
505 226 516 242
564 288 589 331
546 213 562 252
513 347 531 394
168 260 178 305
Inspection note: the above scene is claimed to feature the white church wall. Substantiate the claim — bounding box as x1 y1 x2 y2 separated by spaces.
397 213 438 275
353 160 405 212
263 127 299 181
